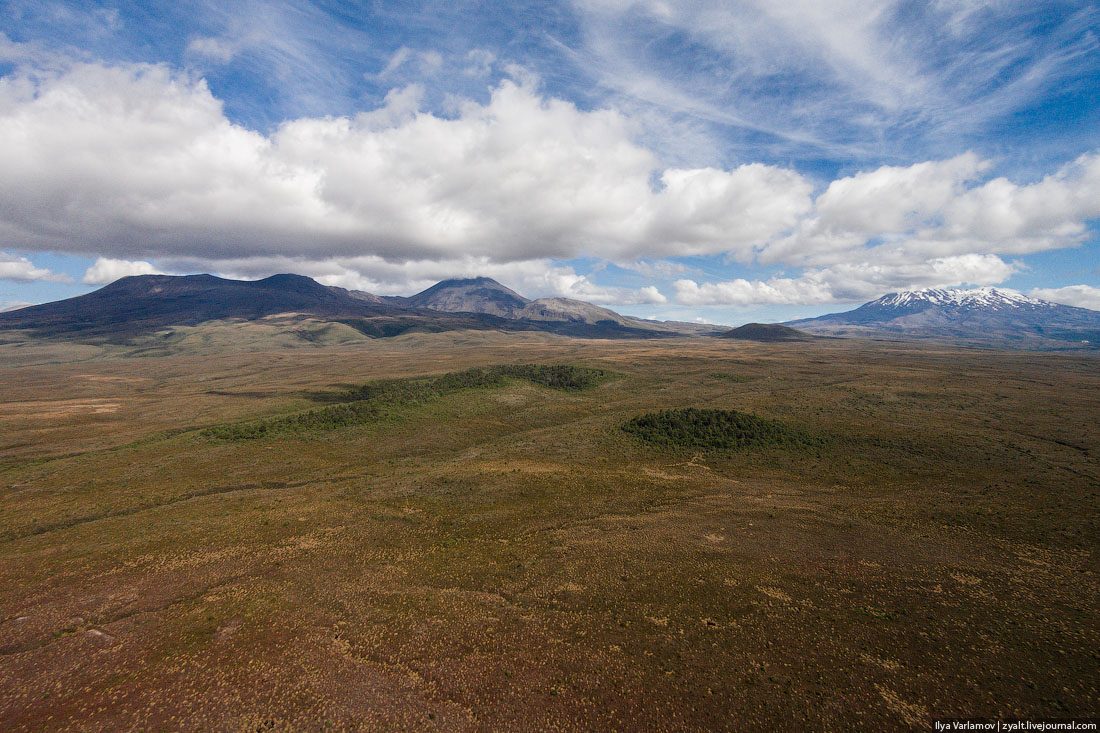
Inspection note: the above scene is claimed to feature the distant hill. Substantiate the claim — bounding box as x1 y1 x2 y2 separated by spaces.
718 323 815 342
390 278 722 336
785 288 1100 348
391 277 531 318
0 273 510 342
0 273 725 343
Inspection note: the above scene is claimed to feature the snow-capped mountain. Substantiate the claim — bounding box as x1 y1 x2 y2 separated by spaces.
785 287 1100 348
874 287 1045 310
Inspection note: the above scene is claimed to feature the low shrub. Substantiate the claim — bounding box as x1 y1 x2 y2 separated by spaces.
621 407 823 451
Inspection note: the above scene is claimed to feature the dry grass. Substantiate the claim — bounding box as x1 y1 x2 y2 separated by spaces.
0 331 1097 730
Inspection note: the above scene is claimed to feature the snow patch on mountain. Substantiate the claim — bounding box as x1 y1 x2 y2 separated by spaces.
876 287 1047 309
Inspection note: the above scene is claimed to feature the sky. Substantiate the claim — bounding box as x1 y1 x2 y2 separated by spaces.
1 0 1099 325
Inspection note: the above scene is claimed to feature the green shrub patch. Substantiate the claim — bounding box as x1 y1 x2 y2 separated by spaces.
622 407 823 452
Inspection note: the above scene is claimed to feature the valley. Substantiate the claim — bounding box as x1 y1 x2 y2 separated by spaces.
1 333 1097 730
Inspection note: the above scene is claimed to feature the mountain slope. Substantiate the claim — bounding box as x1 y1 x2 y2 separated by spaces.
392 277 531 318
0 273 508 341
0 273 725 343
393 279 724 336
517 298 632 326
786 288 1100 347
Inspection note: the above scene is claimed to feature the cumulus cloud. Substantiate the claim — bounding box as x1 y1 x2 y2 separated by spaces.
674 254 1019 306
674 277 833 307
0 252 71 283
0 59 1098 308
811 154 987 241
82 257 163 285
0 61 810 265
728 151 1100 306
160 253 664 306
762 152 1100 270
939 153 1100 252
1029 285 1100 311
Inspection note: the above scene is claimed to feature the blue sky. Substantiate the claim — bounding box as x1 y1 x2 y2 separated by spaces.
1 0 1099 323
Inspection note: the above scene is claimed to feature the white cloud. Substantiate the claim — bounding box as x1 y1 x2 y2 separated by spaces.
674 276 833 307
553 277 667 305
0 61 810 265
940 152 1100 250
637 285 667 304
160 253 665 306
760 152 1100 269
375 48 447 80
418 51 443 75
377 47 412 78
652 165 812 256
0 252 70 282
1029 285 1100 311
82 257 162 285
619 259 688 279
673 254 1018 306
186 36 238 63
0 59 1097 310
744 152 1100 305
464 49 497 77
813 153 987 239
568 0 1096 163
0 32 40 64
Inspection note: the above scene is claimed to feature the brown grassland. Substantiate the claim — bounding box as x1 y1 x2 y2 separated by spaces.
0 330 1097 730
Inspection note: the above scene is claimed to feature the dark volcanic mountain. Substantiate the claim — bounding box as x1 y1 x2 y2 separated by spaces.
718 323 816 342
786 288 1100 347
0 273 507 341
391 277 530 317
394 278 721 336
0 273 724 342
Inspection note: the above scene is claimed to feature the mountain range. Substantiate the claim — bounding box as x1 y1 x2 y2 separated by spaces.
3 276 1098 349
382 276 714 335
786 287 1100 347
0 273 720 342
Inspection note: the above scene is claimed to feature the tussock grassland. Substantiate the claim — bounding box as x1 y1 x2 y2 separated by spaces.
707 371 756 383
0 333 1097 731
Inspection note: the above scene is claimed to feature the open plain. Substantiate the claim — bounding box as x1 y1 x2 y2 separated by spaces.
1 332 1098 730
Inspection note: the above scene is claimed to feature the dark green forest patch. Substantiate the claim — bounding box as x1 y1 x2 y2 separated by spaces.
622 407 824 452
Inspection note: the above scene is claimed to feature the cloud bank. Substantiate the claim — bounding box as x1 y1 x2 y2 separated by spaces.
0 62 808 263
1030 285 1100 311
0 59 1098 304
